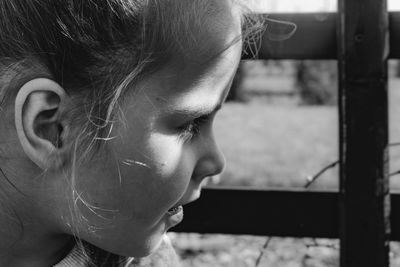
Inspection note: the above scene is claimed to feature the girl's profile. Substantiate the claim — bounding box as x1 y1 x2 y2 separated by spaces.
0 0 289 266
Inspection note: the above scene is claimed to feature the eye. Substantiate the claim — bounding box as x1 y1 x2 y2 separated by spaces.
177 115 211 142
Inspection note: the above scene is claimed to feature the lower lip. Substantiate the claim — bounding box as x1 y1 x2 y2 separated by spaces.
165 206 184 227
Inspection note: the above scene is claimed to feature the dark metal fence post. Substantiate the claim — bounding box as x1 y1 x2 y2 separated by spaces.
338 0 390 266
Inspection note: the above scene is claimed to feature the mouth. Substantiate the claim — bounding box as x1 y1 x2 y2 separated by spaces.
166 188 202 218
167 205 183 216
164 193 201 228
166 195 199 216
165 204 184 228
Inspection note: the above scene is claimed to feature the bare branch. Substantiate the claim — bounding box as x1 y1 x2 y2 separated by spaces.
254 237 272 267
305 160 339 188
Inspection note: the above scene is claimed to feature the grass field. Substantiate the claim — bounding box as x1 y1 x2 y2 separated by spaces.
172 74 400 266
214 102 338 189
214 77 400 190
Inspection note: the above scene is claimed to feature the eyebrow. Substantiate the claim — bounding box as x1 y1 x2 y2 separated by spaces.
164 103 223 119
159 69 234 119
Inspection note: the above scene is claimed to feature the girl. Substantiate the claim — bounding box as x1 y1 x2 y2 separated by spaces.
0 0 292 266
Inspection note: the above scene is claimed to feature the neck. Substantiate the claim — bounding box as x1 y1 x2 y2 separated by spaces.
0 221 74 267
0 181 74 267
0 147 75 266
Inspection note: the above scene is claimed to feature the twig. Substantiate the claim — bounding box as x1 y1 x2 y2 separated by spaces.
303 142 400 182
306 238 339 250
384 142 400 177
304 160 339 188
390 170 400 177
254 237 272 267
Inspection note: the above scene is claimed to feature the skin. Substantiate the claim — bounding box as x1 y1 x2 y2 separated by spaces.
0 3 242 267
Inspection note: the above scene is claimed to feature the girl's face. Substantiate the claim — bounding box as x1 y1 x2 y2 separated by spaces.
65 14 243 257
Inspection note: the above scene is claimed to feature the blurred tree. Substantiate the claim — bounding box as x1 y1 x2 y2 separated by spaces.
226 62 247 102
295 60 337 105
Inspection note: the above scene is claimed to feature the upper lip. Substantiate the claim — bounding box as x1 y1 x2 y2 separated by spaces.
171 193 201 209
173 198 196 208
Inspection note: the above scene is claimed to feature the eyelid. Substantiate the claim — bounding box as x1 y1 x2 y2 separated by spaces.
184 113 212 129
197 113 213 121
177 112 214 142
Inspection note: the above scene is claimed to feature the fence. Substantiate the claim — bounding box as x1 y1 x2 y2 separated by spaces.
173 1 397 266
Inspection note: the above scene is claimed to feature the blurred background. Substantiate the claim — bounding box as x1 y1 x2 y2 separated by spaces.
171 1 400 266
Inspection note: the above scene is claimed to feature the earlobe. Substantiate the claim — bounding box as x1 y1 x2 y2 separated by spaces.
15 78 67 170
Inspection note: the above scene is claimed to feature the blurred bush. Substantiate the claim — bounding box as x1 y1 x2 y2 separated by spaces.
226 63 247 102
295 60 337 105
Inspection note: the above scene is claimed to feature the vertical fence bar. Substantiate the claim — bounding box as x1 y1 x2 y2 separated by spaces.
338 0 390 266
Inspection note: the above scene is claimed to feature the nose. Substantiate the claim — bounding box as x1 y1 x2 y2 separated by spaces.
192 135 225 182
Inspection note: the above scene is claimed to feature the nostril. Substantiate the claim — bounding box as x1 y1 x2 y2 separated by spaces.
208 145 225 177
192 156 225 184
213 149 225 175
203 175 221 186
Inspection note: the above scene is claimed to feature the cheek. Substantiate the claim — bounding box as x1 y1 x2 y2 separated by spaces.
139 133 193 197
147 134 189 176
115 134 194 217
74 130 194 229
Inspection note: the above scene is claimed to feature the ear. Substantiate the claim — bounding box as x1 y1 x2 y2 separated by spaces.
15 78 68 170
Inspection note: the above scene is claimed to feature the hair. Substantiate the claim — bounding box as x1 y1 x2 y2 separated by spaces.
0 0 265 265
0 0 265 158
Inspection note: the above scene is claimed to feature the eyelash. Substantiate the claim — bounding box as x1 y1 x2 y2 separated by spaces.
178 115 211 142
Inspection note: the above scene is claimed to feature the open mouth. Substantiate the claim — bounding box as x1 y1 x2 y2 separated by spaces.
167 205 183 216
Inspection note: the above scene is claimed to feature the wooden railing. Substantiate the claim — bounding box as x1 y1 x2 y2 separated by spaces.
174 188 400 240
174 3 397 267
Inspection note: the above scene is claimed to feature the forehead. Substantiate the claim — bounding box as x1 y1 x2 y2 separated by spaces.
142 43 241 119
127 0 243 111
168 0 243 65
157 24 242 93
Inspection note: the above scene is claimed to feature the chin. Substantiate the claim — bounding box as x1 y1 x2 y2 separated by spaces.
117 233 165 258
133 234 178 264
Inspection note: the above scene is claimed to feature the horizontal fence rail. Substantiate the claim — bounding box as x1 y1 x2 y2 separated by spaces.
172 188 400 241
245 12 400 60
